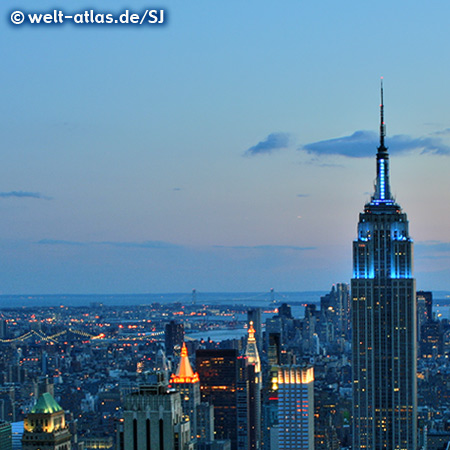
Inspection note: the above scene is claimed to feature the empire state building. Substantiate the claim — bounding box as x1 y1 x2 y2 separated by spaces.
352 83 417 450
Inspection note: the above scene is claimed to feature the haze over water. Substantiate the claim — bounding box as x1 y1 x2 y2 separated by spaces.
0 291 326 309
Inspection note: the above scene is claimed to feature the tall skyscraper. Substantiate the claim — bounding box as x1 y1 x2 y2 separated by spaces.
269 365 314 450
196 349 238 448
319 283 351 347
22 393 72 450
352 82 417 450
237 356 250 450
417 290 433 342
169 342 201 443
196 402 215 443
0 421 12 450
237 322 262 450
247 309 262 352
122 376 192 450
165 321 185 357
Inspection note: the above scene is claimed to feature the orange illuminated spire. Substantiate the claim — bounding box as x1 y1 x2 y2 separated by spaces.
180 341 189 359
170 342 200 384
248 321 256 342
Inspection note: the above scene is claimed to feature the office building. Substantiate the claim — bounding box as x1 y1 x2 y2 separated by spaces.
417 290 432 321
22 392 72 450
123 376 192 450
269 365 314 450
352 83 417 449
247 308 262 352
196 402 215 443
0 421 12 450
237 322 262 450
267 332 281 366
417 291 433 342
11 422 23 450
420 320 441 358
0 319 7 339
244 322 261 450
196 349 238 448
165 321 185 356
237 356 250 450
170 342 201 442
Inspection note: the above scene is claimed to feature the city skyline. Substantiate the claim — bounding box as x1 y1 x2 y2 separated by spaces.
2 1 450 293
352 83 417 449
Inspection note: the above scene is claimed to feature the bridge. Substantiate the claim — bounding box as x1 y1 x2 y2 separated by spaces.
0 328 164 344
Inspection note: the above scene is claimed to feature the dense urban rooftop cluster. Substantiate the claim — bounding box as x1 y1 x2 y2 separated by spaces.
0 287 449 449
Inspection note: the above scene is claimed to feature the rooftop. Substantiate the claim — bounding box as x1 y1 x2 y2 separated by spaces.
31 393 63 415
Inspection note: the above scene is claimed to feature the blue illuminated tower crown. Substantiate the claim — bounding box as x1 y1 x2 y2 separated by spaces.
353 80 413 280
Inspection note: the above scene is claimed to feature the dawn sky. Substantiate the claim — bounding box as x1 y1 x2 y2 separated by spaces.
2 0 450 293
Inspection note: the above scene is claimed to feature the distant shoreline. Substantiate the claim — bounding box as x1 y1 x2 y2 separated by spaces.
0 291 328 308
0 290 448 309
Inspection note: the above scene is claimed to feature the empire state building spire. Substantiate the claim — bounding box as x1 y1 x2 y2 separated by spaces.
379 78 386 149
373 78 393 203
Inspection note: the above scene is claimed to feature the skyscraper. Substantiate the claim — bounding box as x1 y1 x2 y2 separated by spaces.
22 393 72 450
269 365 314 450
246 322 262 450
196 349 238 448
247 309 262 352
165 321 185 357
417 290 433 342
238 321 262 450
0 421 12 450
122 376 192 450
352 82 417 450
169 342 201 443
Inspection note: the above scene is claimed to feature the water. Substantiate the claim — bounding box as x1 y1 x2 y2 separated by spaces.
434 304 450 321
0 291 326 309
187 328 249 342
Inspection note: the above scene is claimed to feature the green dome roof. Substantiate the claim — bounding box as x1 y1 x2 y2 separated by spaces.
31 393 63 414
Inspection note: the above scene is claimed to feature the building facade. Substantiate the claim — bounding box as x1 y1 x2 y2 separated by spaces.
169 342 201 443
22 392 71 450
352 84 417 449
122 377 192 450
0 421 12 450
196 349 237 448
244 322 261 450
247 309 262 352
237 322 262 450
165 321 185 357
417 290 433 342
270 365 314 450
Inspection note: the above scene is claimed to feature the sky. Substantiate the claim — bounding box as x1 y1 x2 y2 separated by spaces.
2 0 450 294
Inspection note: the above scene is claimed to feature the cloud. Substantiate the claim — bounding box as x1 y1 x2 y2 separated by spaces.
0 191 52 200
416 241 450 253
300 130 450 158
301 159 345 168
214 244 315 251
101 241 180 249
38 239 87 246
296 194 310 198
244 132 291 156
413 241 450 260
37 239 180 249
430 128 450 136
